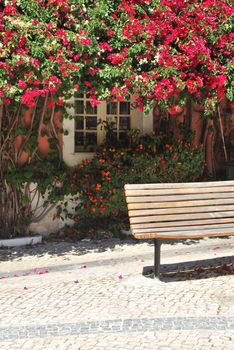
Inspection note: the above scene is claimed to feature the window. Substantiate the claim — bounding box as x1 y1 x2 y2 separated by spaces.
73 94 132 152
63 93 152 167
74 93 98 152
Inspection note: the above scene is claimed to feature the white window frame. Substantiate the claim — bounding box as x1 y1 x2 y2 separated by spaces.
63 94 153 167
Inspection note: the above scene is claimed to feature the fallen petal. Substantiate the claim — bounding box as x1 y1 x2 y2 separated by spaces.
223 263 234 272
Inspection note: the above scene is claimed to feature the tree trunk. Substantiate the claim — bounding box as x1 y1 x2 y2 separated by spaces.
0 98 63 238
153 100 233 177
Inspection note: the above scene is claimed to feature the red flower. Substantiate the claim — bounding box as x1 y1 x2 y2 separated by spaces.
107 53 126 65
169 105 183 115
80 38 92 45
99 42 113 52
18 80 27 89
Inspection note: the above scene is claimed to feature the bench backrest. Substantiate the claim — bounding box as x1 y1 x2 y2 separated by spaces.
124 181 234 239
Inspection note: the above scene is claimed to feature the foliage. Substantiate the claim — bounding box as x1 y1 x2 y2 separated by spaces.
0 0 233 235
58 130 204 222
0 0 233 113
55 217 130 241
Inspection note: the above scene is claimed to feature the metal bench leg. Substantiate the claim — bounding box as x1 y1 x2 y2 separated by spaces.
154 239 161 279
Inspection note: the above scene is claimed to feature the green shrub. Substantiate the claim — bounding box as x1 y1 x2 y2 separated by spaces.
58 130 204 222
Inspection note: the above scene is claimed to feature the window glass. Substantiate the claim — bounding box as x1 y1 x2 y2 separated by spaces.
120 102 130 115
75 100 84 114
86 116 97 130
73 94 132 152
75 117 84 130
107 102 118 115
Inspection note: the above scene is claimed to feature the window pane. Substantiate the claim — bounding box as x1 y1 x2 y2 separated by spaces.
86 116 97 130
86 103 97 114
107 102 117 115
119 117 130 130
75 132 84 146
86 133 97 146
74 92 84 98
75 117 84 130
75 100 84 114
120 102 130 115
119 132 129 144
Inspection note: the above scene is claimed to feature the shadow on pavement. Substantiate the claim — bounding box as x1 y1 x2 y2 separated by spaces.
0 237 208 262
143 255 234 282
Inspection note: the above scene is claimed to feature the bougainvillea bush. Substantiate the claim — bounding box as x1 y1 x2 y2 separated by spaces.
0 0 233 236
0 1 233 109
58 131 204 223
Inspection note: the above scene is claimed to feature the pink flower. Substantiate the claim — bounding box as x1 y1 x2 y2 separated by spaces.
18 80 27 89
31 19 39 25
99 42 113 52
74 54 80 61
49 76 62 85
80 38 92 45
108 53 125 65
169 105 183 115
57 97 64 106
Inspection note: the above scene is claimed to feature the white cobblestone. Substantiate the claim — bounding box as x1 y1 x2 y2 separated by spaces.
0 236 233 349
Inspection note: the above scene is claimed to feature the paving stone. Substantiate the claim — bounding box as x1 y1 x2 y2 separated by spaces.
0 237 234 349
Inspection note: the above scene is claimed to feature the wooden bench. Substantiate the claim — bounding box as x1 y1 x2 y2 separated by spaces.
124 181 234 279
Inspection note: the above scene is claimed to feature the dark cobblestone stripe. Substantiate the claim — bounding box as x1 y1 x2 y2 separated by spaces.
0 317 234 341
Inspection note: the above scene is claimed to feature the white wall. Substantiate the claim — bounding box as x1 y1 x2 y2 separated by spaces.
29 109 153 235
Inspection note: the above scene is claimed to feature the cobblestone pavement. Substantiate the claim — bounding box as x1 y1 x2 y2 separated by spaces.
0 236 233 349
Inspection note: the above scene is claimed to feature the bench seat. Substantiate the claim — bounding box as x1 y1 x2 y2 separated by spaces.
125 180 234 278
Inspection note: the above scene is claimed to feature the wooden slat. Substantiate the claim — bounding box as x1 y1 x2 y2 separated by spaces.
132 222 234 234
125 180 234 190
129 211 234 224
125 181 234 240
127 198 234 210
129 205 234 217
131 217 234 230
125 187 234 197
126 192 234 203
133 230 234 239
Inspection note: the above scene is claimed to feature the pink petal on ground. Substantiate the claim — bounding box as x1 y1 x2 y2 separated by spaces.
37 268 49 275
118 274 124 280
223 263 234 272
194 265 204 273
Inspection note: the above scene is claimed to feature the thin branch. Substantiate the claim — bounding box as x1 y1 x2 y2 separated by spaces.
31 203 57 222
0 111 18 154
30 96 49 161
